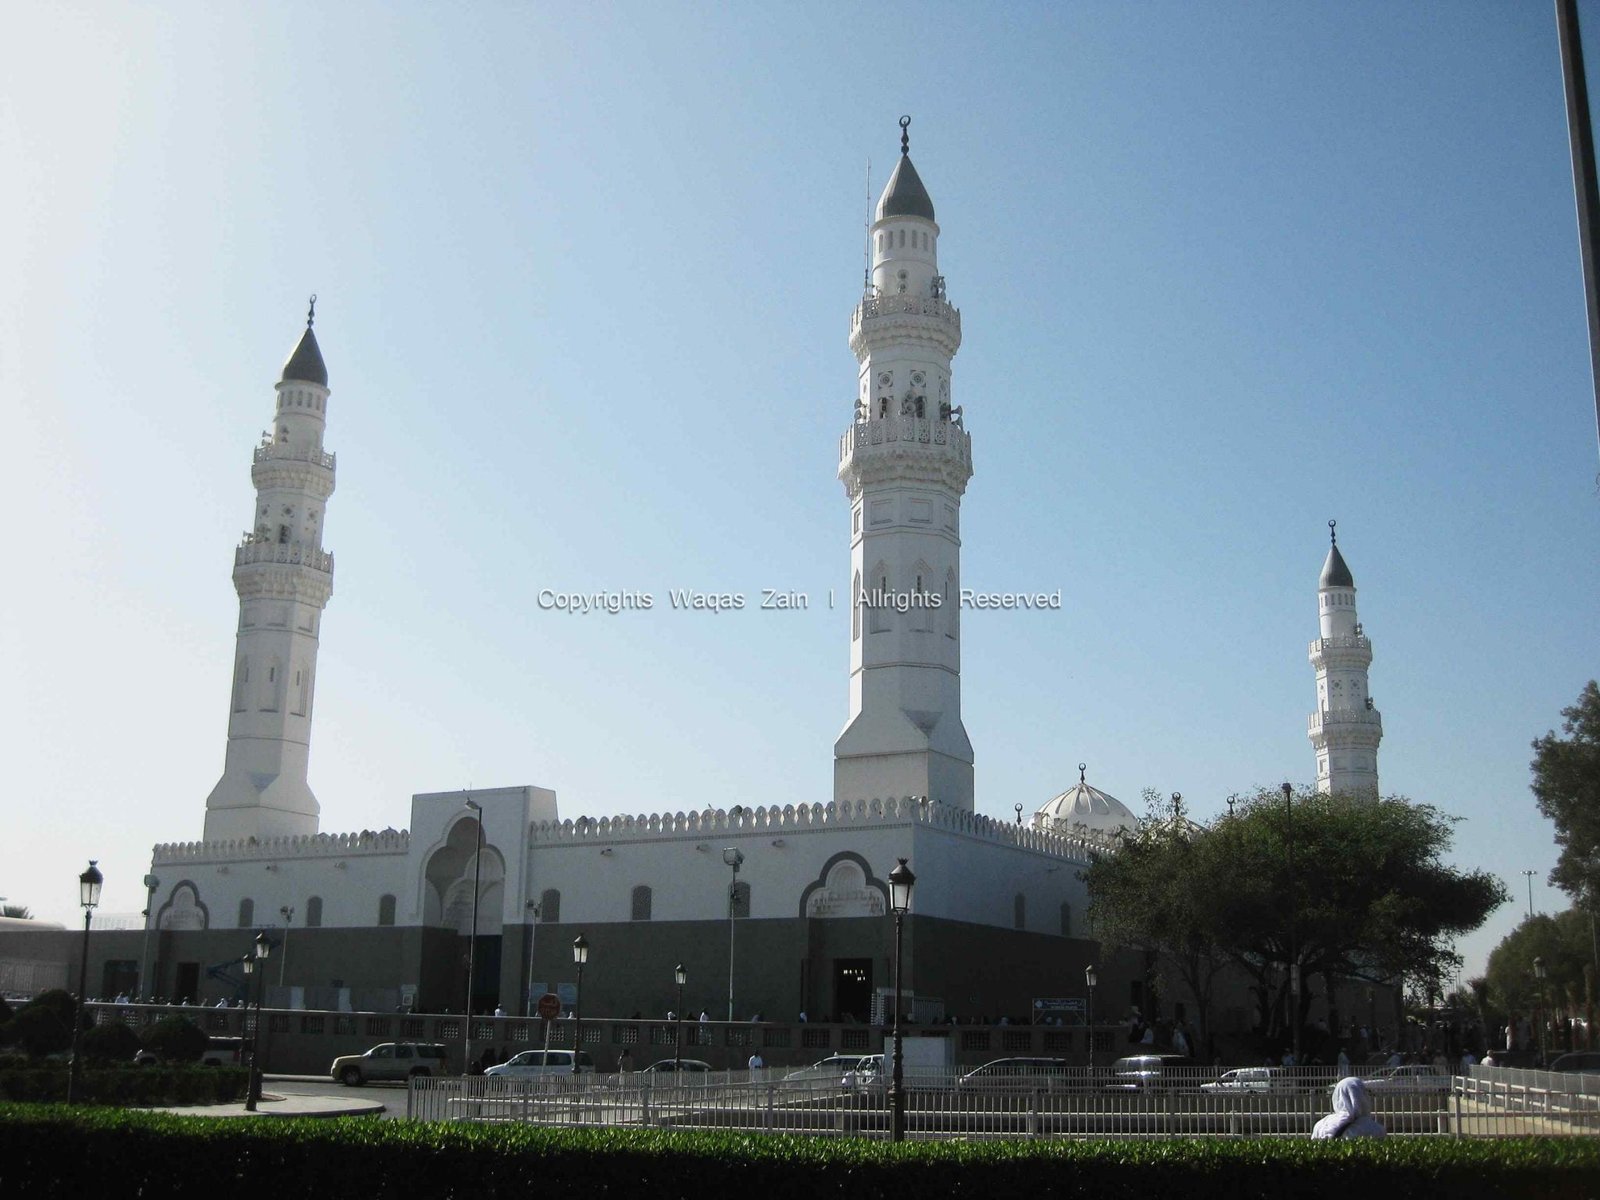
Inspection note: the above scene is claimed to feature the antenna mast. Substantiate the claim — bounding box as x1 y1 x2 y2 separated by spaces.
863 157 872 291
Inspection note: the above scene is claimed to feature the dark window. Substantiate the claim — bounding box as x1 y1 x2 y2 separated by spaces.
306 896 323 928
378 894 396 926
238 898 254 928
541 889 560 923
631 885 652 921
1013 893 1026 931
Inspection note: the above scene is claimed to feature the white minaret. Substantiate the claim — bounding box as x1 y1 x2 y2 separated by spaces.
1308 520 1381 797
203 300 336 841
834 118 975 811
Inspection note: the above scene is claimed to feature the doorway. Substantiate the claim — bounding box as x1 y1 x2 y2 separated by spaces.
175 962 200 1004
833 958 872 1023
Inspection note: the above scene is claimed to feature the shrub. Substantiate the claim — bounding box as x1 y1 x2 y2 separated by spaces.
142 1016 208 1063
7 1005 72 1059
80 1022 143 1064
0 1066 247 1105
24 989 78 1031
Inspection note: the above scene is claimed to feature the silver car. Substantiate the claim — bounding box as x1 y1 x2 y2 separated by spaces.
330 1042 449 1085
483 1048 595 1079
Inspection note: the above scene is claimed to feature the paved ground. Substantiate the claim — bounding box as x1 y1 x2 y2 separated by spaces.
144 1075 390 1119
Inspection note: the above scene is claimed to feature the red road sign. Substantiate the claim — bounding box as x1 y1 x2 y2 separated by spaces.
536 992 562 1020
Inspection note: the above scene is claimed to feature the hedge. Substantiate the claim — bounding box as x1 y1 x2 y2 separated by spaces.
1 1105 1597 1200
0 1066 248 1105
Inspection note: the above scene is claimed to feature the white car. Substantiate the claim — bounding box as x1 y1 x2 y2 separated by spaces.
1200 1067 1298 1093
1360 1064 1452 1092
483 1049 595 1079
783 1054 880 1087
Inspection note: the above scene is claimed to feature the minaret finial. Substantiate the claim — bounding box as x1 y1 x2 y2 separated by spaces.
899 114 911 155
307 294 317 328
1328 518 1337 546
1078 762 1087 784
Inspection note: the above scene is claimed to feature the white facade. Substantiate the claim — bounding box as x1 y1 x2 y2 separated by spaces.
204 304 336 842
1308 522 1382 797
835 121 976 811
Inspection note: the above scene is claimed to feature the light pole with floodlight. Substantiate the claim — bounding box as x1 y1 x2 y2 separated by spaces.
139 874 160 1001
524 899 542 1017
674 963 686 1066
66 860 103 1105
723 847 744 1021
1283 781 1300 1067
1086 964 1098 1079
887 857 915 1142
244 929 270 1110
462 796 484 1073
571 934 589 1074
278 905 294 993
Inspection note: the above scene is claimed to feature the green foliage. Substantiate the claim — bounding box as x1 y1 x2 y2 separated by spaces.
0 1067 246 1105
24 989 78 1032
0 1106 1597 1199
1531 681 1600 912
1086 789 1507 1035
1484 909 1595 1018
79 1022 143 1064
0 904 30 919
141 1016 209 1063
7 1005 73 1059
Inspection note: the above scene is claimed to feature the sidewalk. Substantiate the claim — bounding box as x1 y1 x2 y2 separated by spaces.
144 1081 387 1120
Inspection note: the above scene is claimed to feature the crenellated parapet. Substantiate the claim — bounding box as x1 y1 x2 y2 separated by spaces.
153 828 409 865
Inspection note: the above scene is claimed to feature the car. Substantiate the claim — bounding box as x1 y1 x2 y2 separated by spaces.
330 1042 450 1085
1549 1052 1600 1075
1199 1067 1299 1094
957 1057 1073 1090
782 1054 880 1085
482 1048 595 1079
1105 1054 1198 1091
640 1058 714 1074
1359 1064 1453 1093
134 1035 245 1068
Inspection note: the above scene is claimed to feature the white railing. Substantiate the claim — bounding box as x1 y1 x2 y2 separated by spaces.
234 540 334 573
839 417 972 466
1308 635 1371 655
852 294 961 330
254 442 336 470
1307 709 1382 734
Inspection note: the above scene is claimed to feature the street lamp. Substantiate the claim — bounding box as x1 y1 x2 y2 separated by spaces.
1524 870 1537 919
1085 964 1098 1078
673 963 686 1067
139 873 160 1001
1534 956 1549 1065
462 796 484 1074
1283 781 1300 1067
571 934 590 1075
244 929 270 1110
887 857 915 1143
278 905 294 992
723 847 744 1021
524 899 542 1018
66 859 103 1104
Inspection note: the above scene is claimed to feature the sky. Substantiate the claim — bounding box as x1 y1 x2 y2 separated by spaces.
2 1 1596 981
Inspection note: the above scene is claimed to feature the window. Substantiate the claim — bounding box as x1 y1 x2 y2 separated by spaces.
1013 893 1026 931
541 889 560 923
851 570 861 641
631 885 652 921
1059 902 1072 937
730 880 751 919
232 659 249 712
238 898 254 928
378 894 396 926
306 896 323 928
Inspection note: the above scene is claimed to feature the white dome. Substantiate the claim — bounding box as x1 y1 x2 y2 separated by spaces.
1033 765 1136 836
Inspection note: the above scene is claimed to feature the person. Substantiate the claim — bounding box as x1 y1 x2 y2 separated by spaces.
1460 1049 1478 1072
493 1005 506 1017
699 1010 710 1023
1337 1047 1351 1076
1385 1049 1403 1067
1312 1076 1386 1139
748 1050 764 1072
1481 1050 1497 1067
798 1011 807 1022
1171 1026 1189 1056
617 1048 633 1073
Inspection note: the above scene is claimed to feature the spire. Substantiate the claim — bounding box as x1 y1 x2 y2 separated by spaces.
1320 519 1353 588
280 295 328 386
875 116 936 221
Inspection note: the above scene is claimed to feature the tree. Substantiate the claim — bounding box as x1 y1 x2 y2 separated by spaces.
1 905 31 919
1531 681 1600 911
7 990 76 1059
141 1016 208 1063
1087 788 1507 1046
1484 909 1595 1026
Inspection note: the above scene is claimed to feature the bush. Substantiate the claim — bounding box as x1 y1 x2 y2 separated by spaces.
0 1066 247 1105
7 1006 72 1059
24 989 78 1031
79 1023 143 1064
142 1017 208 1063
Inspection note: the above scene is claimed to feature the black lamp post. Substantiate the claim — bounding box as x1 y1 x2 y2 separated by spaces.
571 934 589 1075
1283 781 1300 1067
66 859 103 1105
1534 956 1549 1065
138 873 159 1002
673 963 686 1067
887 857 915 1142
723 847 744 1021
1085 964 1098 1079
244 929 270 1110
462 796 484 1073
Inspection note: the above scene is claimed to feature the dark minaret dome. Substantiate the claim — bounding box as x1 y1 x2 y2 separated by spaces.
280 296 329 386
1319 521 1354 588
875 116 936 221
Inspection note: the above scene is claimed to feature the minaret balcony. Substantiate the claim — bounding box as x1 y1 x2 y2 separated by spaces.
254 441 336 470
1308 634 1372 669
1308 708 1382 738
840 416 973 474
850 294 962 356
235 537 334 574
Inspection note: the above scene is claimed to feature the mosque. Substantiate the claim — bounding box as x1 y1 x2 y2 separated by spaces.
0 123 1383 1033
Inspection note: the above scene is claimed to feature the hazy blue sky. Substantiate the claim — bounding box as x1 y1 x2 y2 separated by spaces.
3 2 1596 982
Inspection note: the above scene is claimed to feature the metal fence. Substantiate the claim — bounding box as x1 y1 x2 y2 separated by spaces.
405 1066 1600 1140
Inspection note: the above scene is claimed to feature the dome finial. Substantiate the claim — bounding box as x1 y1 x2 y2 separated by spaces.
307 294 317 329
1078 762 1087 784
1329 518 1337 546
899 114 911 156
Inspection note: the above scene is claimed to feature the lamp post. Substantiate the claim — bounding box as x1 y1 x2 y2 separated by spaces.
139 873 159 1001
723 847 744 1022
1534 956 1549 1066
673 963 686 1067
887 857 915 1143
571 934 589 1075
244 929 270 1110
1085 964 1098 1079
524 900 541 1018
462 796 484 1074
1523 870 1537 919
66 860 103 1105
278 905 294 993
1283 781 1300 1067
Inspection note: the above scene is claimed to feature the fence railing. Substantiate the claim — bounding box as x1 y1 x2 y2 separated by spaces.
406 1067 1600 1140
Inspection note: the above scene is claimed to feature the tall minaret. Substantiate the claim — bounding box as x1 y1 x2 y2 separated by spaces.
1307 521 1381 797
203 300 336 842
834 118 975 810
